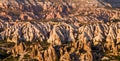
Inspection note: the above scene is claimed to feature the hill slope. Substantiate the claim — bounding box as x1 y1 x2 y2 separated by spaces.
0 0 120 61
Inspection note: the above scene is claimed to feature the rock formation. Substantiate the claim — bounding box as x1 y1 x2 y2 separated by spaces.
0 0 120 61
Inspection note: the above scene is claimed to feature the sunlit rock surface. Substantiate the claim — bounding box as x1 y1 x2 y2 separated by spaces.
0 21 120 61
0 0 120 61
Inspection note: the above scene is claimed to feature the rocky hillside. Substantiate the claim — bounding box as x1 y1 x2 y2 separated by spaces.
0 0 120 61
1 20 120 61
0 0 119 22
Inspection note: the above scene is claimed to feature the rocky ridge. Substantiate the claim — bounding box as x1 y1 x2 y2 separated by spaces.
0 0 119 22
0 0 120 61
0 21 120 61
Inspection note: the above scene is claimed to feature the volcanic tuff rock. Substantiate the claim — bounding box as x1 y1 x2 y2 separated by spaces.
0 0 73 21
0 0 120 61
0 21 120 61
0 0 120 22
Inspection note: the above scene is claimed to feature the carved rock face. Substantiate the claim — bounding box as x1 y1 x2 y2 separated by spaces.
0 21 120 60
0 0 119 22
0 0 120 61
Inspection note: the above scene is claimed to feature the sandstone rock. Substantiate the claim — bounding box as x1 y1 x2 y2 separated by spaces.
12 43 26 57
0 21 120 60
0 0 120 61
101 56 109 61
44 45 57 61
47 23 75 45
60 52 71 61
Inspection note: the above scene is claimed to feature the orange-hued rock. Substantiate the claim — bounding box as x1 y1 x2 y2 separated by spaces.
44 45 57 61
0 21 120 60
0 0 120 61
0 0 119 22
60 52 71 61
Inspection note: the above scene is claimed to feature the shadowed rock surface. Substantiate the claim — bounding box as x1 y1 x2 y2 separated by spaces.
0 21 120 61
0 0 120 61
0 0 119 22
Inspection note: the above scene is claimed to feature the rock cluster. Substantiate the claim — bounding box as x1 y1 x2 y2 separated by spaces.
0 21 120 61
0 0 120 61
74 8 120 23
0 0 73 21
0 0 120 22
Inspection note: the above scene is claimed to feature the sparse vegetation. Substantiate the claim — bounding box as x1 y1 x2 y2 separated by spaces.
40 41 50 50
2 55 19 61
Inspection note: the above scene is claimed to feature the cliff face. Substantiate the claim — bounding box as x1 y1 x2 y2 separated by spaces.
0 0 120 61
